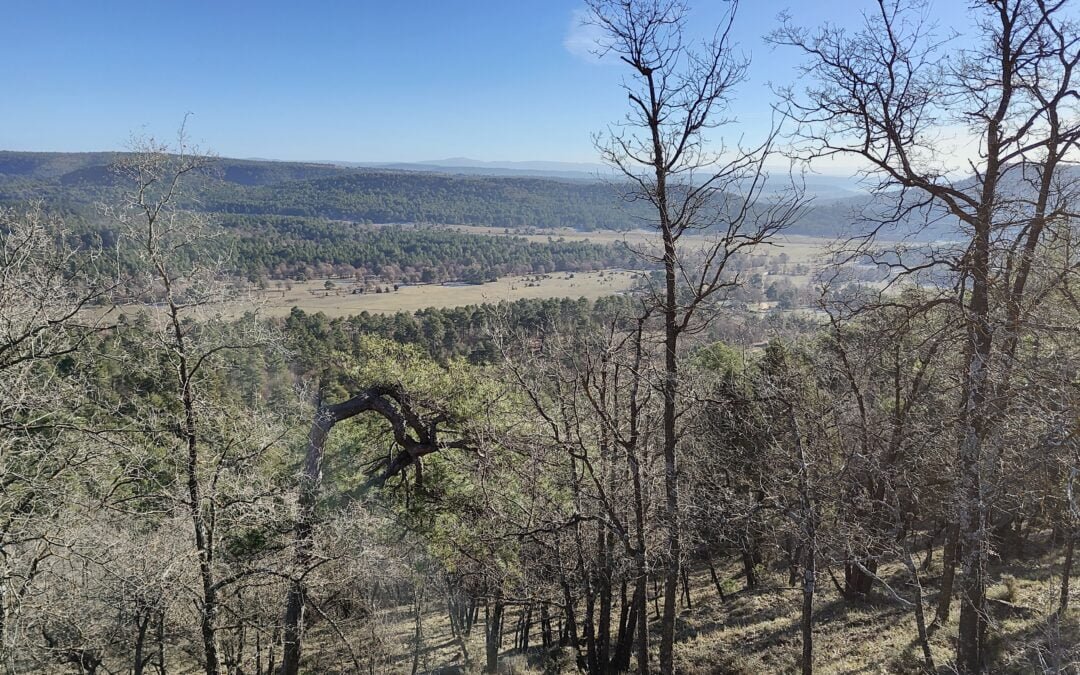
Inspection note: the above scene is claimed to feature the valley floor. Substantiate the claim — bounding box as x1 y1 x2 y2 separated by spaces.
232 270 642 318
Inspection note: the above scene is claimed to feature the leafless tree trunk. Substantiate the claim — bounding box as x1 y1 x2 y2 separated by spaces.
410 583 425 675
115 127 225 675
1063 466 1080 614
775 2 1080 670
1062 531 1075 614
584 2 802 670
936 523 961 623
902 539 937 673
114 124 298 675
790 407 816 675
484 596 504 674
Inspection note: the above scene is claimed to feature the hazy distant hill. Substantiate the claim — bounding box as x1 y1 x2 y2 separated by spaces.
420 157 610 173
0 150 958 239
0 151 643 230
328 157 872 198
332 157 612 181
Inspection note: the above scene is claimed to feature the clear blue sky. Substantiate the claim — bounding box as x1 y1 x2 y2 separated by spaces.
0 1 972 165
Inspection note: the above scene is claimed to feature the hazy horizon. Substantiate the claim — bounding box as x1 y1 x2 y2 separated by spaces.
1 1 976 172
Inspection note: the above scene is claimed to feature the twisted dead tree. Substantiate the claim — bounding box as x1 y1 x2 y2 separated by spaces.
278 384 475 675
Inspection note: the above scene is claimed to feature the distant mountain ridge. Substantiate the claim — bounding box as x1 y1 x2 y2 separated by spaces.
0 150 644 231
421 157 609 172
0 150 954 239
318 156 870 197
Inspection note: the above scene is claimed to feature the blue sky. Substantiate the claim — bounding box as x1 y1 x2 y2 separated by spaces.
0 1 972 166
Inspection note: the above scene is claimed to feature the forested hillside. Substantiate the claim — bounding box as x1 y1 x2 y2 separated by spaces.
0 168 650 285
0 150 961 240
218 216 646 282
0 150 643 230
0 151 659 283
4 1 1080 675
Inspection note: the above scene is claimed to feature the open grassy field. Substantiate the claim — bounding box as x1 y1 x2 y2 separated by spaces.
230 270 642 318
442 225 834 264
106 230 839 320
240 228 836 319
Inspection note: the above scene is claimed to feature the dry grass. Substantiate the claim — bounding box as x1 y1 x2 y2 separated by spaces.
333 539 1079 674
96 271 643 322
230 227 837 320
237 271 641 318
122 538 1075 673
442 226 833 265
669 542 1079 674
99 229 838 321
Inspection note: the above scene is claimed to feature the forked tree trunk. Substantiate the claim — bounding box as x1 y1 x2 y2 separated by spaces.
611 577 640 673
541 602 553 649
133 611 150 675
681 566 692 610
743 539 762 590
280 404 334 675
844 558 877 599
613 578 630 667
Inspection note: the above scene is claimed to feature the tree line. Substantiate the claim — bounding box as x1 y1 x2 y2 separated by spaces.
5 208 650 288
218 215 647 282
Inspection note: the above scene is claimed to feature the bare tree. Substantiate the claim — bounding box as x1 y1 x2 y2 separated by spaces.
0 204 114 670
584 1 803 670
495 305 660 674
111 124 289 675
774 1 1080 670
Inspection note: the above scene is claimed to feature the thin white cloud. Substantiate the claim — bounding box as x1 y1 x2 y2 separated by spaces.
563 8 606 62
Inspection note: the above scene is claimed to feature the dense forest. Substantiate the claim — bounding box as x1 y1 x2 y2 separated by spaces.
218 216 646 282
4 1 1080 675
5 204 648 286
0 155 653 284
